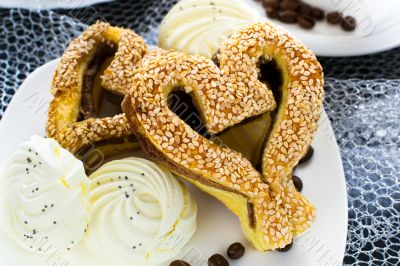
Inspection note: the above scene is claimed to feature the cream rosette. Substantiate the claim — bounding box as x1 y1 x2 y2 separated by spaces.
0 135 90 253
159 0 261 57
86 158 197 266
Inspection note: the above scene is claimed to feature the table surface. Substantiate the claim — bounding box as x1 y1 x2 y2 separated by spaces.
0 1 399 265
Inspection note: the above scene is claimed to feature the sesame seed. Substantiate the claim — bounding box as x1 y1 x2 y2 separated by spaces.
49 21 321 251
47 22 147 153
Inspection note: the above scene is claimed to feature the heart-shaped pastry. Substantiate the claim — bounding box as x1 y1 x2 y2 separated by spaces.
46 22 147 163
122 22 324 250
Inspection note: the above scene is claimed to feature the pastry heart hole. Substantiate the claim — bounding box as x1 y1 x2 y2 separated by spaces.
213 58 284 172
258 57 283 103
168 89 211 138
215 113 272 171
167 58 284 173
78 42 121 121
75 42 143 172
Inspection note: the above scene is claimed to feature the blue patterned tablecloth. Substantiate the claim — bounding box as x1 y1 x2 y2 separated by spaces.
0 1 399 265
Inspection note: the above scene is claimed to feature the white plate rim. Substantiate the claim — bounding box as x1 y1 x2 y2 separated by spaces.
0 0 113 9
242 0 400 57
0 59 348 266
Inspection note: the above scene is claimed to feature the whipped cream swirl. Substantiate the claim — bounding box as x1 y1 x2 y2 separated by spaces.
86 158 197 266
0 136 91 253
159 0 261 58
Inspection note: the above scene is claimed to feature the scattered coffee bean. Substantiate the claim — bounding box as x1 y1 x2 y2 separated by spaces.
299 145 314 164
208 254 229 266
299 3 312 16
292 175 303 192
277 242 293 252
266 6 279 19
260 0 353 32
326 11 342 25
297 15 315 29
227 242 245 260
280 0 300 11
311 7 325 21
341 16 357 31
170 260 190 266
263 0 280 8
278 10 298 24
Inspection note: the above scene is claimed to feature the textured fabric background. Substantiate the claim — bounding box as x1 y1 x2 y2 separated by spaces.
0 1 399 265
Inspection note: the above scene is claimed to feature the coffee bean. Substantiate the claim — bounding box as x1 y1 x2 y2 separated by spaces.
208 254 229 266
341 16 357 31
170 260 190 266
263 0 280 8
278 10 298 24
311 7 325 21
277 242 293 252
326 11 342 25
292 175 303 192
297 15 315 29
299 3 312 16
280 0 300 11
227 242 245 260
266 7 279 19
299 145 314 164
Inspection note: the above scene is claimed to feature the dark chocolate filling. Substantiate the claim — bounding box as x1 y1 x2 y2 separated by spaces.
77 42 139 172
76 135 137 156
258 57 283 103
247 202 256 228
76 135 139 172
79 42 118 121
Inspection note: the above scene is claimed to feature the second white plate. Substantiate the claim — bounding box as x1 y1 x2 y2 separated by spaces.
244 0 400 56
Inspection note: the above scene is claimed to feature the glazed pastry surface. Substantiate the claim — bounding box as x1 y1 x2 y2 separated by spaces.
122 22 324 250
46 22 147 154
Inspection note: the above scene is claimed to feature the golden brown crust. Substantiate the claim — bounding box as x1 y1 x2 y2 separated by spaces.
122 95 245 196
125 46 276 134
46 22 147 153
122 22 323 250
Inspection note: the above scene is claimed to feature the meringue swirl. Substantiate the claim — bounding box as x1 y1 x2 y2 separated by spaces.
0 135 91 253
159 0 261 58
86 158 197 266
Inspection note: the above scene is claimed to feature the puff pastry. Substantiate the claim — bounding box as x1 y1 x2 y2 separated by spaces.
46 22 147 156
122 22 324 251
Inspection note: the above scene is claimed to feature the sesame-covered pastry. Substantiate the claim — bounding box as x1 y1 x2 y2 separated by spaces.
122 22 324 251
46 22 147 157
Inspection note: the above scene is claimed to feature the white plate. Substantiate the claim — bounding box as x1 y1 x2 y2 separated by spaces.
0 60 348 266
243 0 400 56
0 0 113 9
